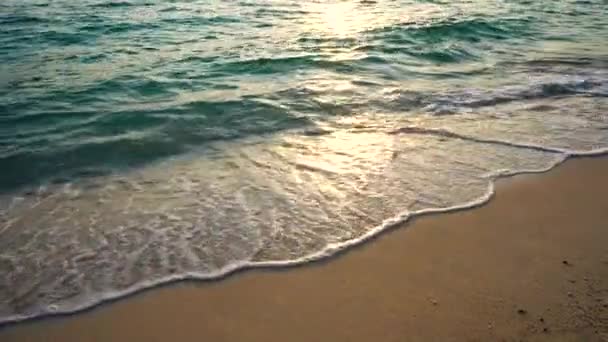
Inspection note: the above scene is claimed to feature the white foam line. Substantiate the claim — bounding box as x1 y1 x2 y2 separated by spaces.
2 148 608 327
390 126 570 154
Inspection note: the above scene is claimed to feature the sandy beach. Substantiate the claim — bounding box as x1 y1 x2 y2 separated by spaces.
1 156 607 342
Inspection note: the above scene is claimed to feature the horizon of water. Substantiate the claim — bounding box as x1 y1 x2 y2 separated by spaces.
1 0 607 324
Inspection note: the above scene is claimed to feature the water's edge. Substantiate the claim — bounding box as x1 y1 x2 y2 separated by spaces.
2 148 607 329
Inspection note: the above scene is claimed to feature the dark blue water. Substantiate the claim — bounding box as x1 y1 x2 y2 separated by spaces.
0 0 607 324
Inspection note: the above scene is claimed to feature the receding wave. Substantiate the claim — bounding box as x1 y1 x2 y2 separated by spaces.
1 123 607 325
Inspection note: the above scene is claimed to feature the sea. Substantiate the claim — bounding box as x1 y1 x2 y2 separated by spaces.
0 0 607 324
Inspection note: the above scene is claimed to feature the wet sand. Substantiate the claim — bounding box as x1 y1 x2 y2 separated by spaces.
1 156 607 341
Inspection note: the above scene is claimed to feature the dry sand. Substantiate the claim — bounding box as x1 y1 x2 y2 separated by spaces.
1 156 607 342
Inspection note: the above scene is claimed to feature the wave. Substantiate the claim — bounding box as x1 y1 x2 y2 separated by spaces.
2 69 605 191
215 55 358 75
0 15 51 25
369 17 534 43
1 77 606 327
0 98 313 191
90 1 139 9
1 139 607 326
354 17 536 63
388 126 568 154
378 74 607 114
159 15 241 26
80 22 161 34
254 8 311 18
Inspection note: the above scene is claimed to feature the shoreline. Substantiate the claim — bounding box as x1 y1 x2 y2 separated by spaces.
0 149 573 328
2 155 608 341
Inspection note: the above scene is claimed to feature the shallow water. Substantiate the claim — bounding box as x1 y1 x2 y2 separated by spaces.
0 0 607 323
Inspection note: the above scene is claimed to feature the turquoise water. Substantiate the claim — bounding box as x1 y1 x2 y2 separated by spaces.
1 0 607 324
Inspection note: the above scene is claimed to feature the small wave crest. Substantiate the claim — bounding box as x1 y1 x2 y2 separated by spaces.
379 74 607 115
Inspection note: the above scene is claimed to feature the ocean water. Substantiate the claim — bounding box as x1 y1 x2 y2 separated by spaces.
1 0 607 324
